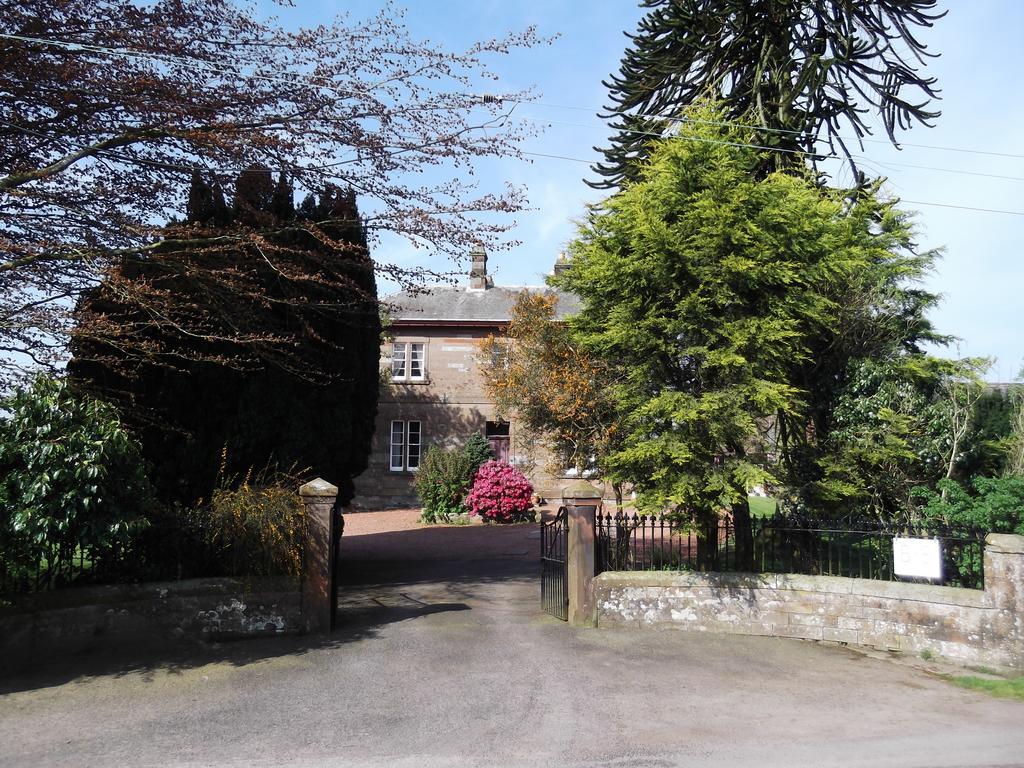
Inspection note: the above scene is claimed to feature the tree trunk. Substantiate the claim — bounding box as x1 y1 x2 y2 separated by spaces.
695 510 718 571
732 495 755 572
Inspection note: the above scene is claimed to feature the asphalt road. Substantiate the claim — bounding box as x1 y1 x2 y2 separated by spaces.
2 526 1023 767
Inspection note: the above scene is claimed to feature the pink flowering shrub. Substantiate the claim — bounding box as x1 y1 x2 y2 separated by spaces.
466 460 534 523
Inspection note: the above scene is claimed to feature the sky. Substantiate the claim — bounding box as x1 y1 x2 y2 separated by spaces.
268 1 1024 381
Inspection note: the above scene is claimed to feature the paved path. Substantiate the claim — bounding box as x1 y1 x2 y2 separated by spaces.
2 511 1023 767
338 507 547 561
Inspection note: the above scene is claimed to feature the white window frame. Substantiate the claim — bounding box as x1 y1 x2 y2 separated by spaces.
408 342 426 381
390 420 405 472
391 341 426 382
391 343 407 380
389 420 422 472
406 420 421 470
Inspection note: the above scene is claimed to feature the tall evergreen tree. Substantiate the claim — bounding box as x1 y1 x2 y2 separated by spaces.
558 107 943 565
591 0 944 188
70 173 380 506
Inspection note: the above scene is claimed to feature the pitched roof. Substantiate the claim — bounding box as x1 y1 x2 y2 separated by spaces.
385 285 580 323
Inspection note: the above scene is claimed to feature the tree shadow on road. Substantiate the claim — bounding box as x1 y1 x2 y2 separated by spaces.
0 599 471 696
1 534 543 696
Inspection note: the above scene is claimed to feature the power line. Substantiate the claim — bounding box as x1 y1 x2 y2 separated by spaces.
5 33 1022 214
7 115 1018 218
523 116 1024 184
8 32 1024 165
9 31 1023 166
522 99 1024 162
856 157 1024 184
523 150 592 165
899 200 1024 217
521 151 1024 217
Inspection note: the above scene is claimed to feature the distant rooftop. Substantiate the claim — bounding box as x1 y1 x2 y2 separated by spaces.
385 284 579 323
385 247 578 323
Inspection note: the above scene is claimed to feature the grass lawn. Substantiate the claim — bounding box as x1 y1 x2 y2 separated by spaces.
950 674 1024 701
747 496 778 518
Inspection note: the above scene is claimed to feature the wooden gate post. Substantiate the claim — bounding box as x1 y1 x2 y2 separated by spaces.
299 478 338 634
563 480 602 627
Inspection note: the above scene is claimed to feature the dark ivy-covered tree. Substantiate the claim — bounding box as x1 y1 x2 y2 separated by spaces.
591 0 945 187
70 169 380 506
1 0 544 393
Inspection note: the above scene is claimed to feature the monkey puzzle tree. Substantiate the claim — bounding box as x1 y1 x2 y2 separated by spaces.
591 0 945 187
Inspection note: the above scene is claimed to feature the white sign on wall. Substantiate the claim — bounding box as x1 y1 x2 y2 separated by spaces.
893 537 943 580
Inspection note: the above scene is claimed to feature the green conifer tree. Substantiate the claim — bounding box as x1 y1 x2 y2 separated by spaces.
558 106 942 565
463 432 496 475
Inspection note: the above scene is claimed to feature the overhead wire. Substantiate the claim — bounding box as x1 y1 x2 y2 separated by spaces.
4 32 1023 214
518 99 1024 162
520 151 1024 217
6 31 1024 164
519 116 1024 184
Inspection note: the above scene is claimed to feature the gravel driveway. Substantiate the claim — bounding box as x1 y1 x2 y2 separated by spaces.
338 507 546 562
2 509 1022 767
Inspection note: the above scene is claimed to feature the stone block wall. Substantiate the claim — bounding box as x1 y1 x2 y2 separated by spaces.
0 577 301 669
594 533 1024 669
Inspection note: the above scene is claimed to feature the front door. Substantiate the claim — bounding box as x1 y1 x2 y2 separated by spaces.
485 420 510 462
489 436 510 462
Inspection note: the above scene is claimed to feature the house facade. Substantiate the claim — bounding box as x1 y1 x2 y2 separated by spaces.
352 248 578 508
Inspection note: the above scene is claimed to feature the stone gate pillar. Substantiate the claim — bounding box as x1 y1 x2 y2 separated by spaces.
563 480 602 627
984 533 1024 667
299 478 338 634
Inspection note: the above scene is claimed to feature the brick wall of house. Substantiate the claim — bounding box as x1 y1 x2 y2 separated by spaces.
352 327 572 508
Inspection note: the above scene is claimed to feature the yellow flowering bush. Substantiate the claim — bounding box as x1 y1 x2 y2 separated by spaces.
207 470 305 580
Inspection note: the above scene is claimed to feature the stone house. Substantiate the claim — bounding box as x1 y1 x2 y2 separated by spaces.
352 248 578 508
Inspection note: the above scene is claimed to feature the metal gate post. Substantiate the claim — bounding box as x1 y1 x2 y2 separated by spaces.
564 481 601 627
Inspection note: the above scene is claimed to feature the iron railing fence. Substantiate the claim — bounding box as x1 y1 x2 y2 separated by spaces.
0 510 222 596
0 542 134 595
595 511 988 590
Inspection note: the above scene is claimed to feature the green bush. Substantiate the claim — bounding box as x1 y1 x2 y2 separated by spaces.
206 470 305 580
416 445 476 523
912 476 1024 588
914 476 1024 535
415 433 499 524
0 376 154 590
463 432 495 474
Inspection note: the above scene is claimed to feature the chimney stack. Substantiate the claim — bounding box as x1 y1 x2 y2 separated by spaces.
553 251 570 276
469 246 489 290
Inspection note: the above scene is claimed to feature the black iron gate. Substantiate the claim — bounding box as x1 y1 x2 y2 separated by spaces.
331 507 345 630
541 506 568 620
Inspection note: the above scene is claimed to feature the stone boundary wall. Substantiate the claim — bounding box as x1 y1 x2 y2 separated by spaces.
594 534 1024 669
0 577 301 668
